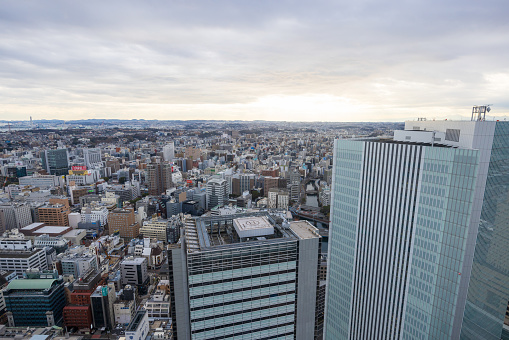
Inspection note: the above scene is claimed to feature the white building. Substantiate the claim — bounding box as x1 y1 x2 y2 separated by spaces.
83 148 102 168
144 289 170 320
0 238 32 251
267 188 289 210
81 204 109 227
114 299 136 325
162 143 175 162
0 247 48 275
0 203 33 232
19 174 64 189
126 310 149 340
121 257 148 286
68 212 81 228
206 177 227 209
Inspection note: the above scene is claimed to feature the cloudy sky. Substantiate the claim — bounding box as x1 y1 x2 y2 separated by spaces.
1 0 508 122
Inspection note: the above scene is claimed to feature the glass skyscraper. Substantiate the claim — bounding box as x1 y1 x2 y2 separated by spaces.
324 120 509 339
41 148 69 176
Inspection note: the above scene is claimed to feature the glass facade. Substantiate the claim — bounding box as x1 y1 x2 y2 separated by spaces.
4 281 66 326
403 148 479 340
42 149 69 176
461 122 509 339
187 242 298 340
324 140 364 339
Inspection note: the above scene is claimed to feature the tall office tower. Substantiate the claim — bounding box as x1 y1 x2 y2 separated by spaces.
163 142 175 162
146 162 173 196
324 116 509 340
41 149 69 176
168 213 322 340
206 177 227 209
83 148 102 167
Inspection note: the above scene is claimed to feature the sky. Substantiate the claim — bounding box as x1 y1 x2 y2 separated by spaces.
1 0 509 122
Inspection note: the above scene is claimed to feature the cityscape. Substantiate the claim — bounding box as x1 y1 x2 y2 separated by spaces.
2 1 509 340
0 110 508 340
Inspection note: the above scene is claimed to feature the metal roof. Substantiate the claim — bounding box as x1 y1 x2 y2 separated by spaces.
7 279 57 290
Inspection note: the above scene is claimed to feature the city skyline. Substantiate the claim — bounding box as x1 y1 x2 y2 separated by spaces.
1 0 509 122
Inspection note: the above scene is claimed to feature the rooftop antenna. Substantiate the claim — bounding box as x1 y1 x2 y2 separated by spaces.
471 105 492 121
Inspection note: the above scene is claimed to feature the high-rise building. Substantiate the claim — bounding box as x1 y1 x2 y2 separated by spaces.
0 202 33 232
206 177 227 209
121 257 148 286
108 208 139 240
263 176 279 197
163 142 175 162
268 188 289 210
38 202 70 226
41 149 69 176
90 283 116 330
324 118 509 340
168 213 322 340
4 270 66 327
146 162 173 196
83 148 102 167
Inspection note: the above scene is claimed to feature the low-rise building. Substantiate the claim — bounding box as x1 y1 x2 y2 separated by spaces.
144 289 170 320
114 299 136 325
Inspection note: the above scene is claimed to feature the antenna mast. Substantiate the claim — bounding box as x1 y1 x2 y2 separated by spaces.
471 105 492 121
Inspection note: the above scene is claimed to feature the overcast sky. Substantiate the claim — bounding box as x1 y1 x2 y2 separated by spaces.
1 0 508 122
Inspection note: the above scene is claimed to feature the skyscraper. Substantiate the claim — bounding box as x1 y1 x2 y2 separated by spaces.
325 118 509 339
83 147 102 167
206 177 227 209
146 162 173 196
163 142 175 162
168 212 322 340
41 149 69 176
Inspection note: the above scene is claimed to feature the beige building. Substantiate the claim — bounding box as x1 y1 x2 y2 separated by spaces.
139 218 168 242
108 208 139 240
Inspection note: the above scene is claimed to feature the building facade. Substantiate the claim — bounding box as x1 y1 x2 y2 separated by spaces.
324 119 509 340
147 162 173 196
206 177 227 209
3 271 66 327
168 213 321 340
109 208 139 239
121 257 148 286
42 149 69 176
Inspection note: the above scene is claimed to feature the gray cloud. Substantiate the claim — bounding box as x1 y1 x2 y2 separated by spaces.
0 0 508 121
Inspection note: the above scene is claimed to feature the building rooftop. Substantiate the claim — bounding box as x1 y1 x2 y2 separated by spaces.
126 310 146 332
233 216 274 238
33 226 72 235
21 222 45 231
189 211 299 253
7 278 57 290
288 221 320 239
0 249 42 258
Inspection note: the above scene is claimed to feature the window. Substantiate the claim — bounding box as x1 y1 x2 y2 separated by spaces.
445 129 460 142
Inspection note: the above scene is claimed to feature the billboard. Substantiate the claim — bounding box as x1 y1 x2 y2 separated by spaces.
72 166 87 171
